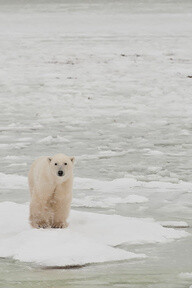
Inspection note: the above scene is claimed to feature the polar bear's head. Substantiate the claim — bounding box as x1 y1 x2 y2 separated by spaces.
48 153 75 182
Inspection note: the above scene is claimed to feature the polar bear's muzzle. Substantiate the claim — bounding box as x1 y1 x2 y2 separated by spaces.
58 170 64 177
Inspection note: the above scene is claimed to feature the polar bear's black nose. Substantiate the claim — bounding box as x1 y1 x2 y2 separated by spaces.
58 170 63 176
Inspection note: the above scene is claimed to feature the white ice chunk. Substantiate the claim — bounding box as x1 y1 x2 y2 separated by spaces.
0 202 188 267
160 221 189 228
76 150 130 161
1 173 192 194
179 273 192 279
38 135 69 144
3 155 28 160
0 173 27 189
124 195 149 203
9 163 27 167
74 177 192 193
72 194 148 208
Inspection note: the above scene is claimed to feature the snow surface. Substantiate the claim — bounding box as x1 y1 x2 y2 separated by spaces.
0 202 188 267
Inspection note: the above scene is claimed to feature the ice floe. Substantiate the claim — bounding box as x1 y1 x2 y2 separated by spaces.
0 173 27 189
9 163 27 167
0 143 30 150
0 123 43 132
74 177 192 193
159 221 189 228
72 194 148 208
1 173 192 211
38 135 69 144
0 202 188 267
124 195 149 204
76 150 129 161
179 273 192 279
3 155 28 160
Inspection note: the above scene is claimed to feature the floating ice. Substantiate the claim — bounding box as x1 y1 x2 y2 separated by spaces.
38 135 69 144
2 172 192 194
76 150 129 161
0 143 30 150
144 149 164 156
0 123 43 131
124 195 149 204
3 155 28 160
0 202 188 267
72 194 148 208
160 221 189 228
179 273 192 279
74 177 192 194
9 163 27 167
0 173 27 189
1 173 192 211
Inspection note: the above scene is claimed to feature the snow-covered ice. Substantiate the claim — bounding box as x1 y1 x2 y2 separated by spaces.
0 202 188 267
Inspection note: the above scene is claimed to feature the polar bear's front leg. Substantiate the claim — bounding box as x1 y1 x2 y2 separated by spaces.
51 199 70 229
51 183 72 229
29 193 54 228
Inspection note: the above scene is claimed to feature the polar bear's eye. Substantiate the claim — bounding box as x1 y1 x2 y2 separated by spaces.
64 162 67 165
55 163 57 166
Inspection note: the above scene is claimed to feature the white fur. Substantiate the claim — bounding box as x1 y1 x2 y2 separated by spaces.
28 154 74 228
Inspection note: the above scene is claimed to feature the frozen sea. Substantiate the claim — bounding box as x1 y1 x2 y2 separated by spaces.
0 0 192 287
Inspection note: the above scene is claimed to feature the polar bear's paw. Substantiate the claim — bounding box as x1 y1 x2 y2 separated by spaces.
31 219 50 229
52 221 68 229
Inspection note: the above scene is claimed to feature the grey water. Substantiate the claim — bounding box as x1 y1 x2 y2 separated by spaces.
0 0 192 287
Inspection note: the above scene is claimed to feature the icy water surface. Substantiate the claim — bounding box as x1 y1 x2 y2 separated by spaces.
0 0 192 287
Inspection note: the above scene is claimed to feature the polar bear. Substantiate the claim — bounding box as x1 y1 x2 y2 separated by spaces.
28 153 75 229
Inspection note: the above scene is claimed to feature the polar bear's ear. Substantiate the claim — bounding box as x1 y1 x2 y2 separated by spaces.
70 156 75 164
48 157 52 162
